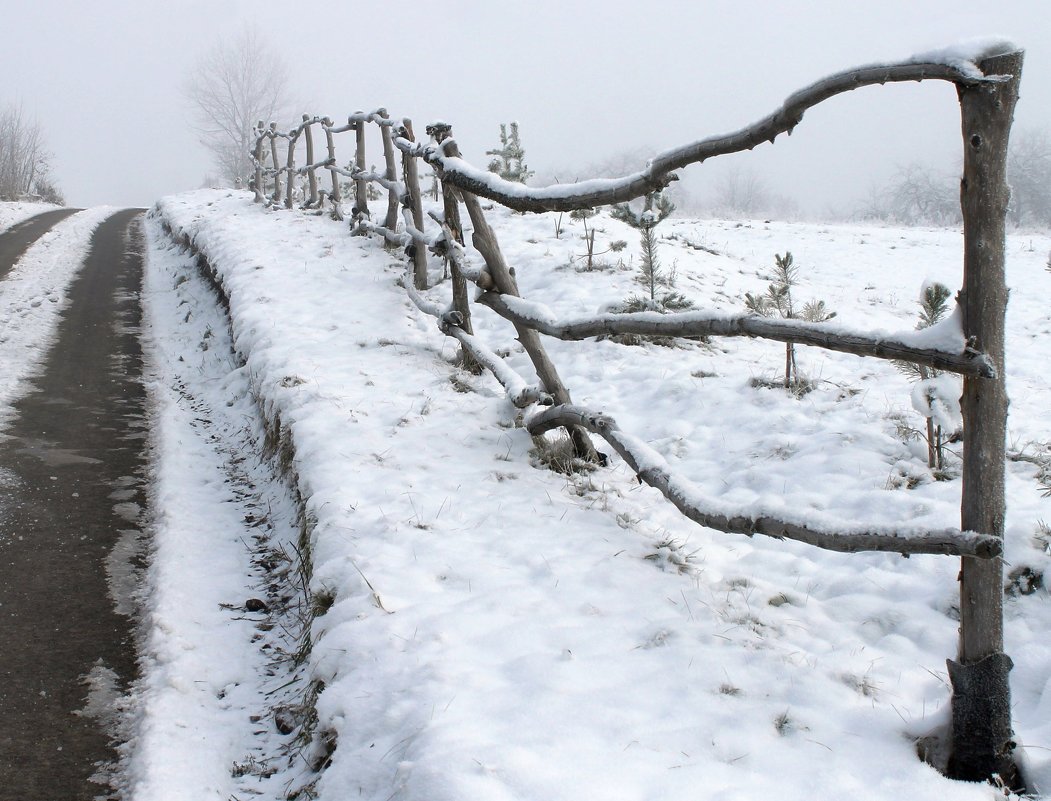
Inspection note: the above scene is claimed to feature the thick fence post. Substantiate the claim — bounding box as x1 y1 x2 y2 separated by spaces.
284 127 298 210
252 121 265 203
322 117 342 220
268 122 282 206
429 123 477 371
949 48 1023 785
353 113 369 224
438 136 598 462
378 109 400 232
399 119 430 290
303 115 318 208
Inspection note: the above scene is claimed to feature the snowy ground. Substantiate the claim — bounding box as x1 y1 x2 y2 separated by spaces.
128 188 1051 801
2 197 1048 799
0 200 62 234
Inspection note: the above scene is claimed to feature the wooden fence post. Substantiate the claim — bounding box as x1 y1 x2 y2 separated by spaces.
268 122 282 206
378 109 400 232
253 121 265 203
353 113 369 223
949 48 1023 785
322 117 342 219
303 114 318 207
440 144 598 461
284 127 298 210
399 119 430 290
428 123 477 371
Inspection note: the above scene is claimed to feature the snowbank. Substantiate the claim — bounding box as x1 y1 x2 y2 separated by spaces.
141 189 1051 800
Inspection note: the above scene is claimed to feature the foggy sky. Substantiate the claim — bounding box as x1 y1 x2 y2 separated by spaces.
3 0 1048 214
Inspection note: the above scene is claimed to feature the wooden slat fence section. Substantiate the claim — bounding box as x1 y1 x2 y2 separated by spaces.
245 43 1024 782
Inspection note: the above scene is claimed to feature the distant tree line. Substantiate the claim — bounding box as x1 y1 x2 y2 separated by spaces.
859 128 1051 228
0 102 63 204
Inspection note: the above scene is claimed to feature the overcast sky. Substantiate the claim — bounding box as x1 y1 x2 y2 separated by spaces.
3 0 1047 214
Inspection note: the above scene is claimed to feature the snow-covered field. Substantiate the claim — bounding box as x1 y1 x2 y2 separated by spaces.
128 188 1051 801
2 196 1047 799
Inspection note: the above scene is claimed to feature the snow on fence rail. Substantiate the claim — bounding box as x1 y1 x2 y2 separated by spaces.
247 40 1023 784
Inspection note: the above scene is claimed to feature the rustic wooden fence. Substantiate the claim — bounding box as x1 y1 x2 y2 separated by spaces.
249 42 1024 786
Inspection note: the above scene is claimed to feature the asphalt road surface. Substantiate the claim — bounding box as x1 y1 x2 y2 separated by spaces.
0 208 147 800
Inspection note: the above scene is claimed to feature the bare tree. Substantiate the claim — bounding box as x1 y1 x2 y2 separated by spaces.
0 102 61 202
1007 128 1051 227
889 163 961 225
857 163 960 226
185 26 292 186
713 166 769 217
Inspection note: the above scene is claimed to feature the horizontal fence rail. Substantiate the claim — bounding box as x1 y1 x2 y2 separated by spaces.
243 39 1024 783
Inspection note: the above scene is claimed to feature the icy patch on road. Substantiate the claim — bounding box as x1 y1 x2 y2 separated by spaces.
75 659 131 795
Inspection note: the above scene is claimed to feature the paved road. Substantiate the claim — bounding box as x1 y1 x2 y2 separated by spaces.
0 208 147 800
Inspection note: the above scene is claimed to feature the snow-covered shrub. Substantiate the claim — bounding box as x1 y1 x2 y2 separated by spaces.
744 251 835 390
894 281 961 474
607 191 695 341
486 122 534 184
568 207 627 272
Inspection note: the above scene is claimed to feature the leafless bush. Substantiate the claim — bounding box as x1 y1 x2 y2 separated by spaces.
0 102 61 203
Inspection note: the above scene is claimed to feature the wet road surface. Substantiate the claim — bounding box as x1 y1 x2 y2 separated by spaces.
0 208 147 799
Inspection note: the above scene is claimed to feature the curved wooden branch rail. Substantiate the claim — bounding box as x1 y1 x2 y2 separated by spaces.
423 51 1017 213
477 292 996 377
527 404 1001 558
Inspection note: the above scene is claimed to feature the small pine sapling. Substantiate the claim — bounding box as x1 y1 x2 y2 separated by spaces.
572 207 598 269
486 122 535 184
894 282 961 472
367 164 382 201
611 191 690 311
745 252 835 390
569 207 626 271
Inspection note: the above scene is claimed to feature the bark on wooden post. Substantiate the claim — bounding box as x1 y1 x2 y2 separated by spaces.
268 123 282 206
303 114 318 207
323 117 342 219
253 121 265 203
353 113 369 221
948 48 1023 786
399 119 430 290
284 128 297 209
450 168 598 461
378 109 400 232
429 123 477 371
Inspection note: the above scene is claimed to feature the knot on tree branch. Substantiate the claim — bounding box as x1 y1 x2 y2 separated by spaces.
441 310 464 329
426 122 453 142
430 234 450 258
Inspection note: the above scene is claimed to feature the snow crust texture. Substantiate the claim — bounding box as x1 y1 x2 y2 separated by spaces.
142 189 1051 800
